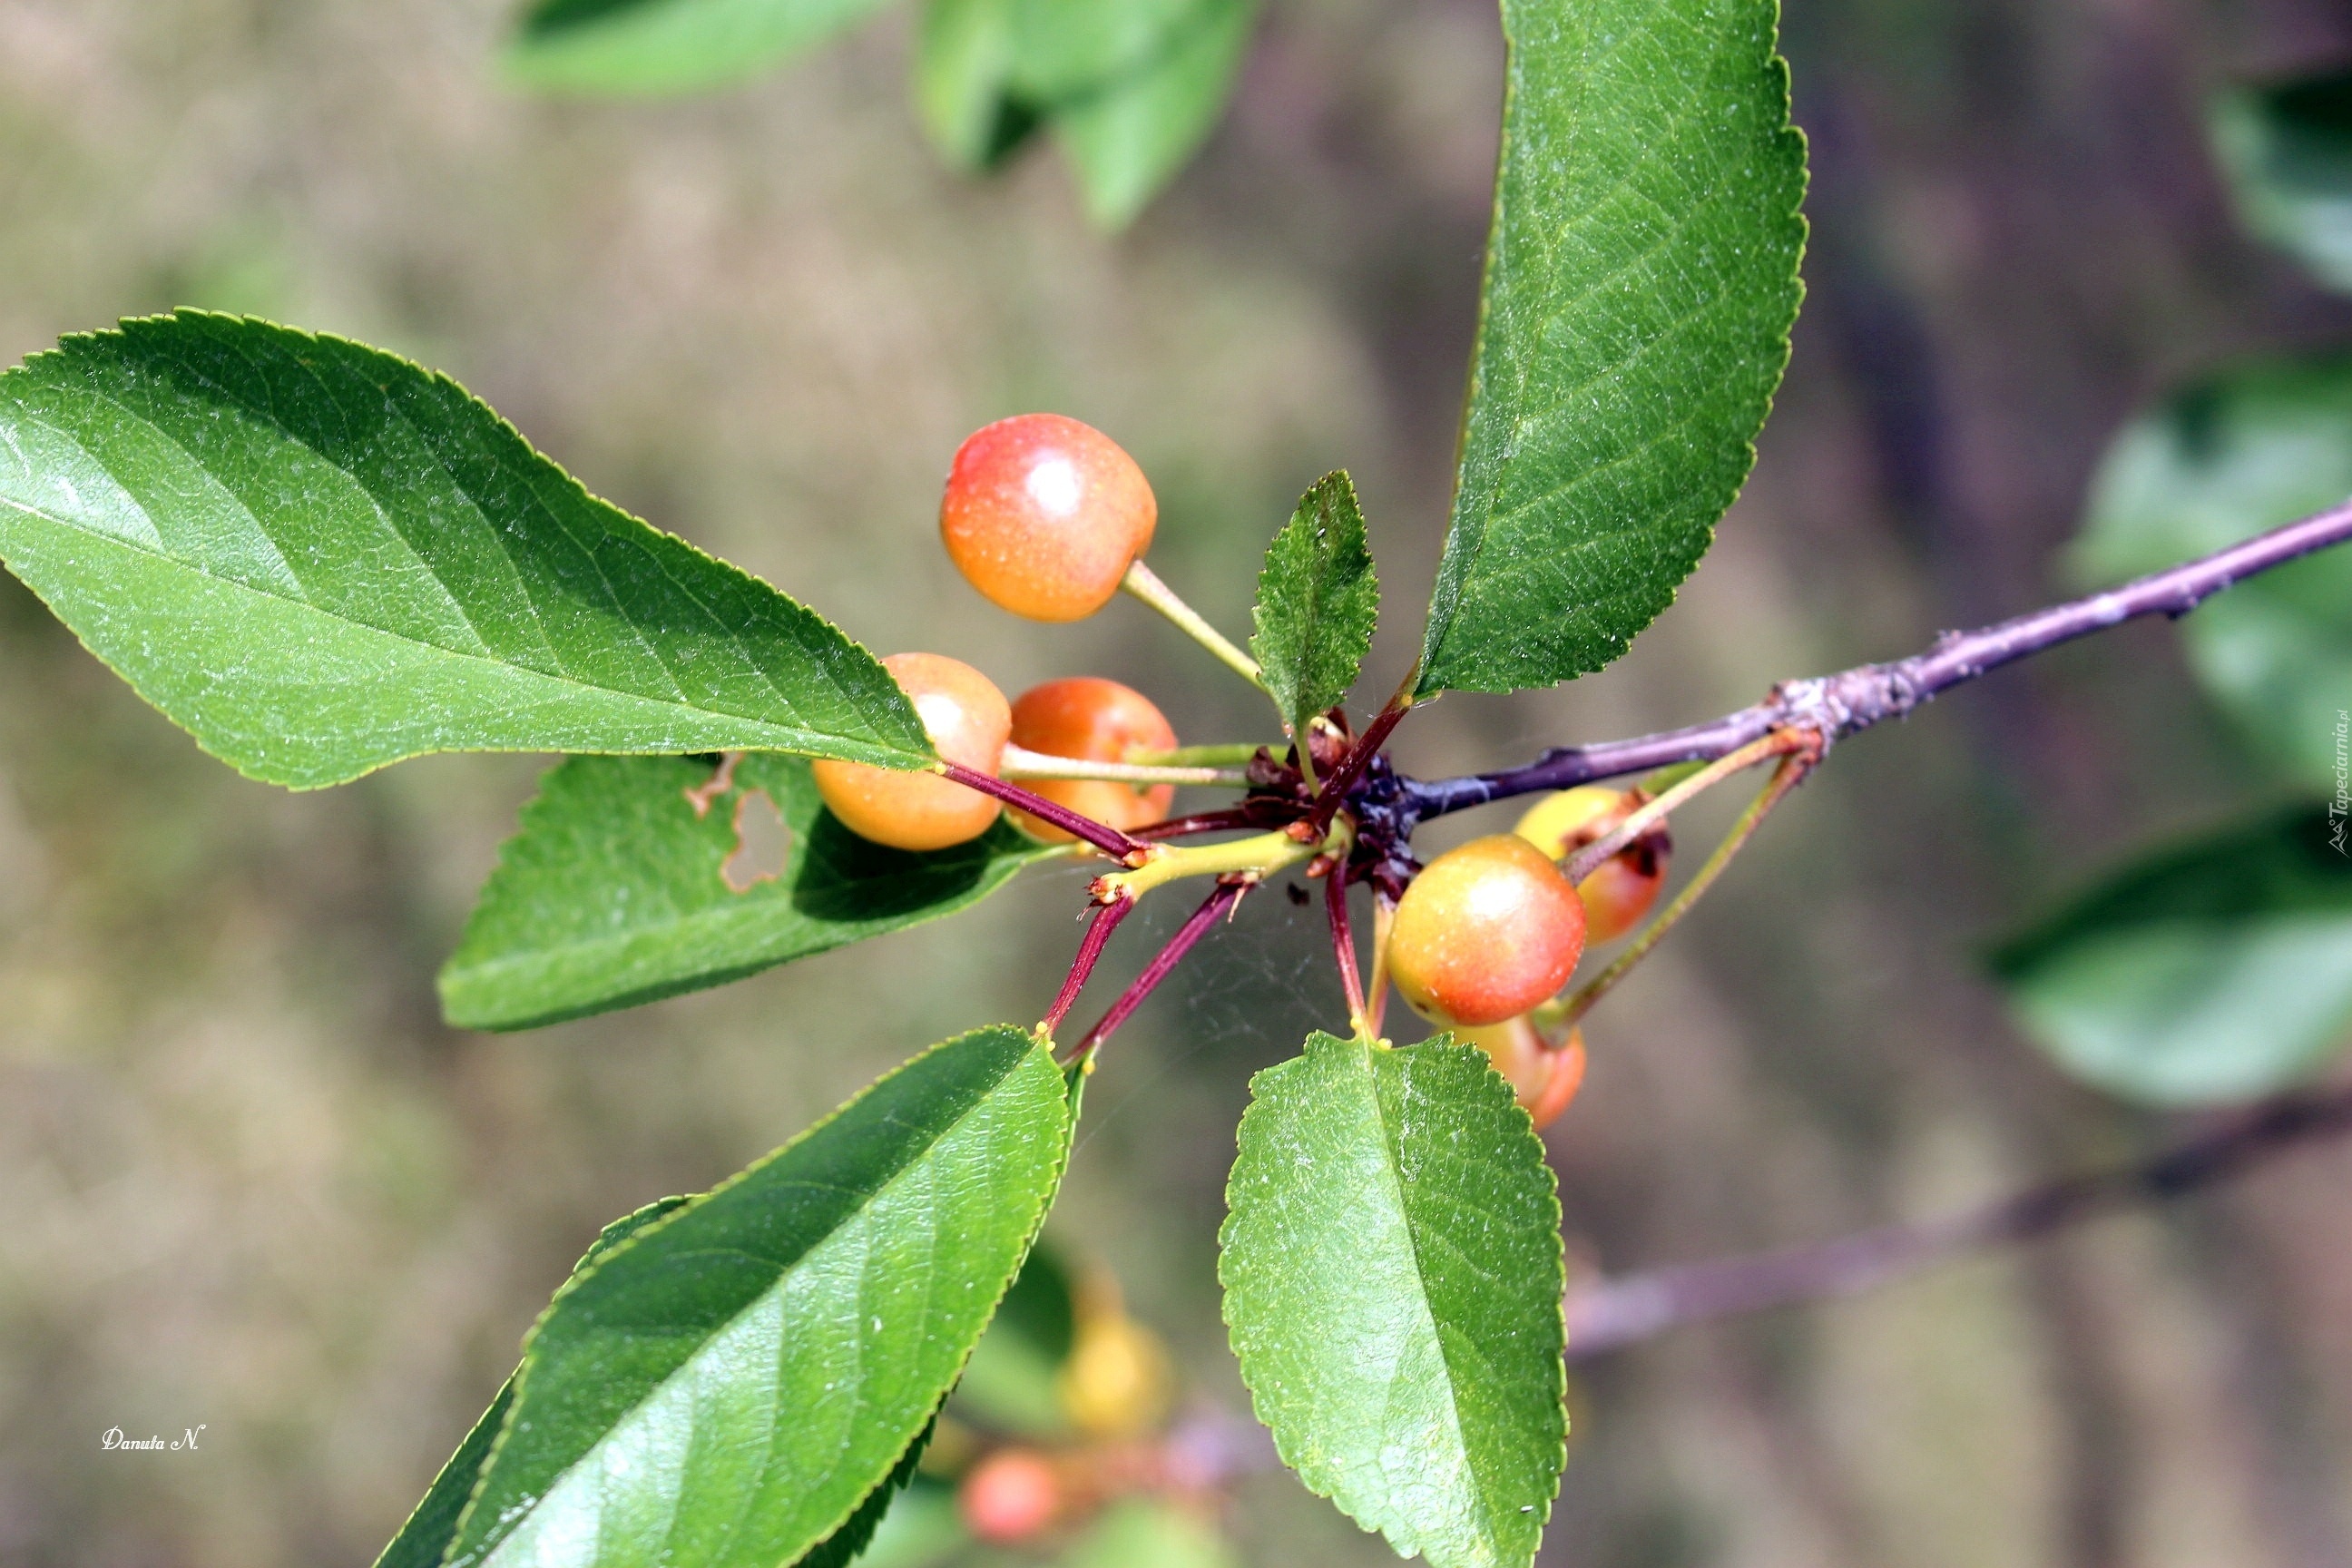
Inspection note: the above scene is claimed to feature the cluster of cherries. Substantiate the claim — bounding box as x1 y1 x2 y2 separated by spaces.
810 414 1671 1126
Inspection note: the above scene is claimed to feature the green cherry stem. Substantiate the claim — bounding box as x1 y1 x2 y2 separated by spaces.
1121 559 1269 692
1562 728 1818 885
1549 750 1814 1029
1133 742 1268 769
998 744 1250 787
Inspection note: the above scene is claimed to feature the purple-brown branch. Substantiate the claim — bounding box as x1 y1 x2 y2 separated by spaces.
1395 498 2352 823
1564 1082 2352 1358
942 761 1146 860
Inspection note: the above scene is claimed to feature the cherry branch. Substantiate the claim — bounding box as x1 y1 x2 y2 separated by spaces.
1563 1081 2352 1359
1393 498 2352 823
1041 897 1137 1037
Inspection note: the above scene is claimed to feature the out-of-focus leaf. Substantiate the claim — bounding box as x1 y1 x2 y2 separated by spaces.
445 1026 1072 1568
913 0 1038 170
1049 0 1256 230
1250 471 1378 743
2074 354 2352 790
439 752 1059 1032
1220 1033 1565 1568
0 314 931 789
2211 69 2352 293
372 1198 688 1568
1058 1501 1236 1568
506 0 896 96
1992 806 2352 1106
950 1238 1078 1436
851 1482 965 1568
1416 0 1808 696
1006 0 1205 103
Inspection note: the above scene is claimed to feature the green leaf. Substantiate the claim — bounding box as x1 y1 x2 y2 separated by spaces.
1250 472 1379 743
2073 354 2352 791
913 0 1039 171
446 1024 1073 1568
1048 0 1257 230
440 752 1058 1032
506 0 897 96
1416 0 1808 697
0 315 933 789
1991 806 2352 1106
374 1198 690 1568
1058 1501 1236 1568
1220 1033 1566 1568
2211 69 2352 294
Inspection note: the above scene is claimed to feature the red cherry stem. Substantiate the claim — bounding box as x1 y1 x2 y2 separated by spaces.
1040 896 1137 1038
941 761 1146 861
1065 878 1250 1063
1306 699 1411 835
1325 869 1368 1037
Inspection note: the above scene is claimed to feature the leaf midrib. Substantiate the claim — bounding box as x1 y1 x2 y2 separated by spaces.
1359 1045 1508 1555
0 380 909 752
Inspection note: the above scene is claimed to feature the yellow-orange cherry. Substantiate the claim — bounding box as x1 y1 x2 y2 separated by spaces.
1514 785 1671 943
1007 677 1177 842
940 414 1157 622
811 652 1010 851
1455 1017 1588 1128
1386 835 1587 1027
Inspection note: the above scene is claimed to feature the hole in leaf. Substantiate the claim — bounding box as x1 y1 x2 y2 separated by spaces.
683 751 743 818
722 789 791 893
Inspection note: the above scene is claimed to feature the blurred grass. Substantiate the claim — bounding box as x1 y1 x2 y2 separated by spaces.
5 1 2352 1565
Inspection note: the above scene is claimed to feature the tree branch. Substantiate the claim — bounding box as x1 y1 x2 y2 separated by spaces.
1397 498 2352 822
1563 1082 2352 1359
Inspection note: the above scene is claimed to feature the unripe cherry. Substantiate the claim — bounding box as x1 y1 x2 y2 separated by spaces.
1513 785 1671 943
958 1448 1063 1544
811 652 1010 851
1007 677 1178 842
1455 1017 1588 1129
1386 835 1587 1027
940 414 1157 622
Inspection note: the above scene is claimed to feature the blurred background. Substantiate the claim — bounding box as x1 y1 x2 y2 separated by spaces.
5 0 2352 1563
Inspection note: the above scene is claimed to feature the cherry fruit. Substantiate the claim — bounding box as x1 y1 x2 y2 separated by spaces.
940 414 1157 622
1455 1017 1588 1128
1514 785 1671 943
1386 835 1587 1027
811 652 1010 851
959 1448 1063 1544
1007 677 1178 842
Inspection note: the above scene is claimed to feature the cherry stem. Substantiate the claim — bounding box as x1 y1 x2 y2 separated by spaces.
1121 560 1269 692
1067 879 1250 1063
941 761 1145 861
1041 895 1137 1038
1000 744 1249 787
1308 700 1411 832
1132 807 1269 841
1364 892 1396 1040
1326 870 1368 1037
1552 750 1814 1028
1561 728 1817 885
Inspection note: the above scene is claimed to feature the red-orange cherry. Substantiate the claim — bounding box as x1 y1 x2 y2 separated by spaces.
940 414 1157 622
1386 835 1587 1027
959 1449 1063 1544
811 652 1010 851
1455 1017 1588 1128
1514 785 1671 943
1007 677 1178 842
